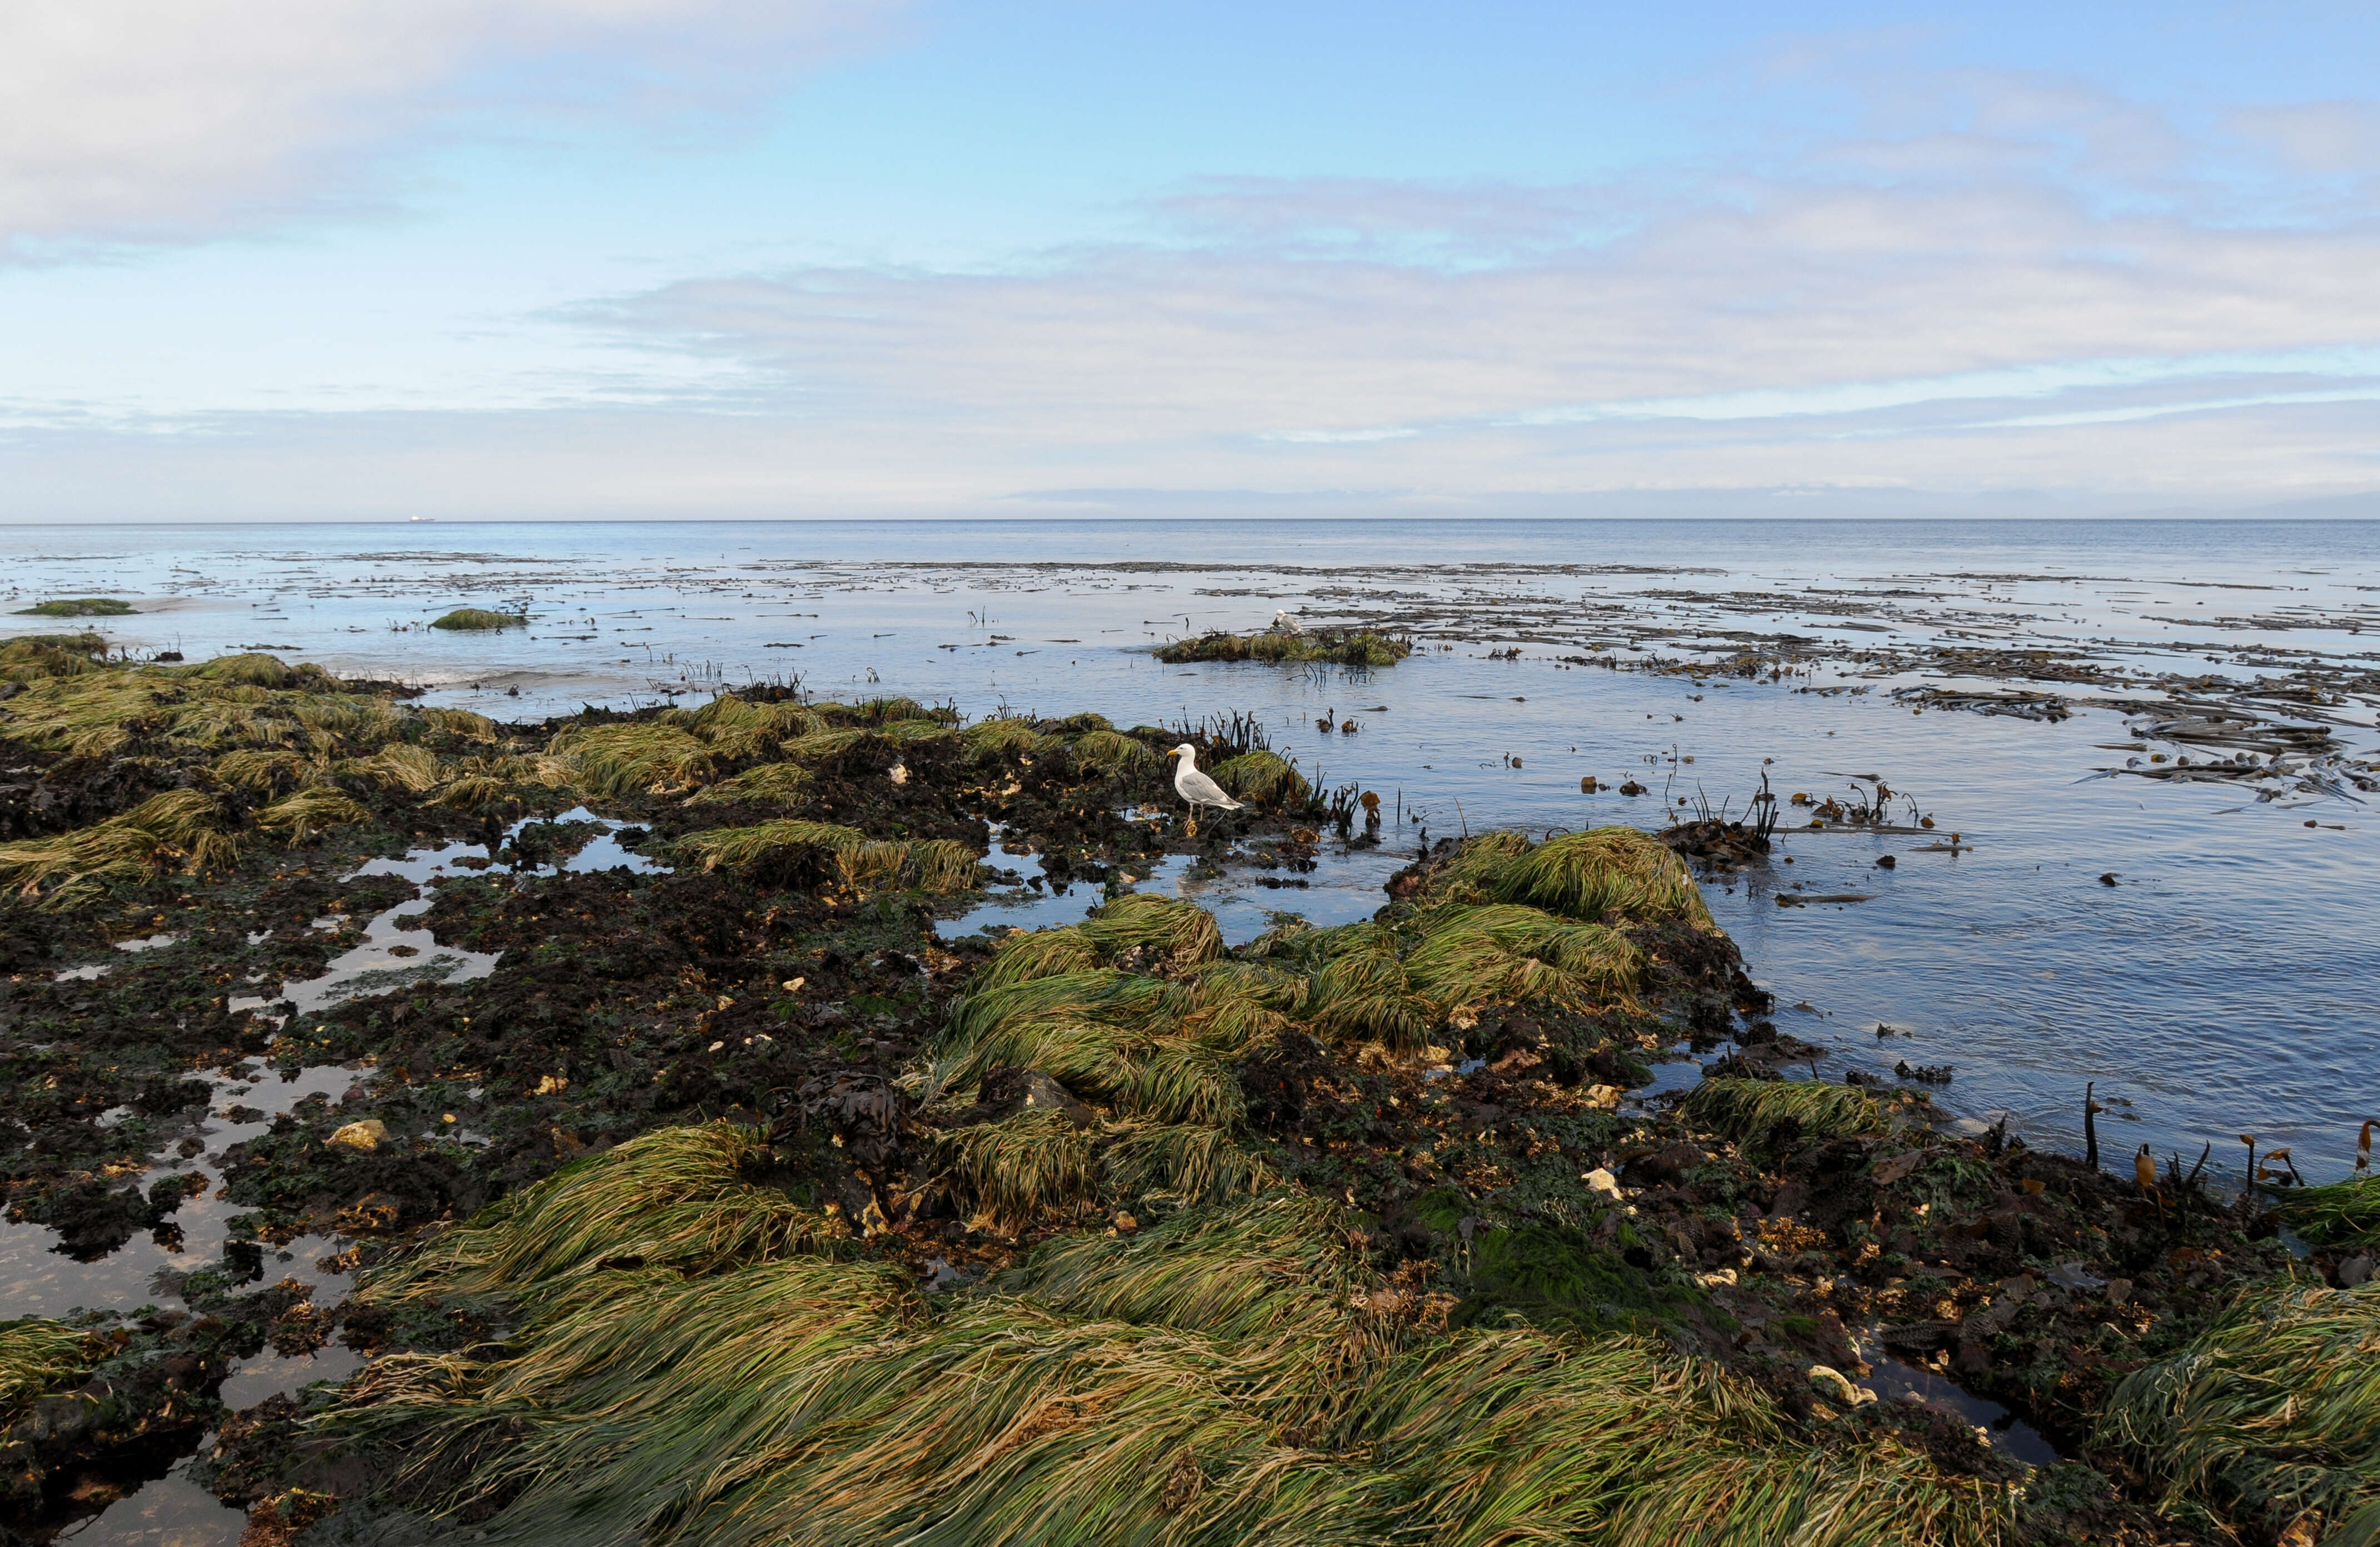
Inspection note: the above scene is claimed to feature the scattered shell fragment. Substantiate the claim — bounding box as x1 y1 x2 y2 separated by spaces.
1807 1366 1877 1406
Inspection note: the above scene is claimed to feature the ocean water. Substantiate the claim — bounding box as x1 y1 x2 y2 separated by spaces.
5 518 2377 1188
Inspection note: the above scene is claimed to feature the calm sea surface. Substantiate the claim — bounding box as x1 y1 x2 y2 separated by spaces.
6 518 2377 1184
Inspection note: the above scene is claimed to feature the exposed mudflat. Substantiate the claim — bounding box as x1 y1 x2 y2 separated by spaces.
3 632 2373 1545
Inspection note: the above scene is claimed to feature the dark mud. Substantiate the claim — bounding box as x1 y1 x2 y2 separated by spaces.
1 647 2368 1544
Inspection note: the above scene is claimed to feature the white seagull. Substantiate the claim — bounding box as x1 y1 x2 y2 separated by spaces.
1270 609 1305 636
1167 743 1244 836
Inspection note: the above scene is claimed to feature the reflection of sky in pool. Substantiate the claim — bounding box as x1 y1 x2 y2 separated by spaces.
940 821 1412 948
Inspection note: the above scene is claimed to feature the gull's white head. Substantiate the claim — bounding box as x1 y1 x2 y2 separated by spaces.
1169 742 1196 760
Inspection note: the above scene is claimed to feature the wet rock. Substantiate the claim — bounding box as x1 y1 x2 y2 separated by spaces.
1235 1032 1339 1132
974 1068 1098 1130
143 1172 201 1218
0 1321 239 1516
325 1120 387 1153
1766 1178 1811 1219
1621 1142 1706 1188
1660 818 1771 866
11 1177 160 1260
1878 1320 1961 1355
791 1070 912 1174
1733 1034 1826 1078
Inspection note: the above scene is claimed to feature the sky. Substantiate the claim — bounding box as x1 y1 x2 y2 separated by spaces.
4 1 2379 522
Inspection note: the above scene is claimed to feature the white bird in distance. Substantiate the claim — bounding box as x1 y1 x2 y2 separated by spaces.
1167 743 1244 836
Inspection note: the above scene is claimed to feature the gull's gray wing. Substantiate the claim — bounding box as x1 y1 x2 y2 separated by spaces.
1177 766 1242 807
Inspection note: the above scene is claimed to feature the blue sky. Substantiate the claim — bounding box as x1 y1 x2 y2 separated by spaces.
4 0 2379 519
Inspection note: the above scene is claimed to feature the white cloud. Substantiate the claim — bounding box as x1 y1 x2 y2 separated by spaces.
8 54 2380 518
594 177 2380 445
1517 349 2380 428
489 116 2369 510
1265 427 1421 444
0 0 894 249
2230 101 2380 175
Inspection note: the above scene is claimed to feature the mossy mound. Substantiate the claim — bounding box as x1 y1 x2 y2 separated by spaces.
2275 1171 2380 1250
429 608 527 631
2098 1280 2380 1542
1155 629 1413 667
14 597 135 617
330 1154 2013 1547
0 1319 102 1420
1410 826 1717 931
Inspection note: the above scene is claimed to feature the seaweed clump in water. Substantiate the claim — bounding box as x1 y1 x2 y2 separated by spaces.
0 1320 103 1415
13 598 136 617
428 608 526 631
1155 628 1413 668
2275 1171 2380 1251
